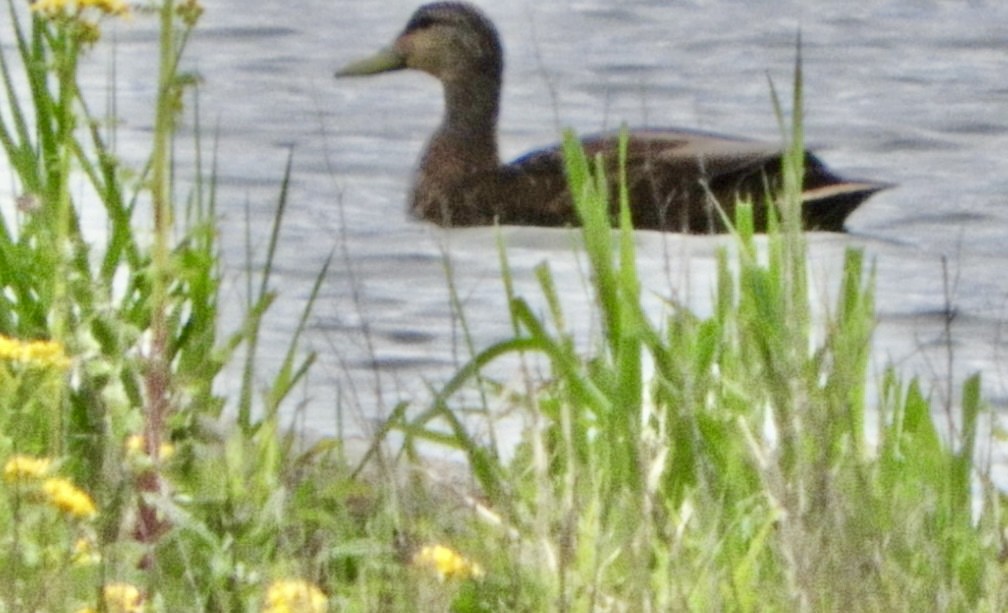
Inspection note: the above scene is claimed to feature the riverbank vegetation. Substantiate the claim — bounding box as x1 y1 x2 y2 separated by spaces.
1 1 1006 611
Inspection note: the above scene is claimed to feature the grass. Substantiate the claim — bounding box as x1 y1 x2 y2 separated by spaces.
0 2 1005 611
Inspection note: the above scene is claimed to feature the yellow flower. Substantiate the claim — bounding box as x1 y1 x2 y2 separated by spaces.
262 579 327 613
125 435 175 461
72 536 101 566
3 455 53 482
0 335 70 369
101 583 143 613
30 0 69 16
80 0 129 16
412 544 485 581
42 477 97 519
30 0 129 18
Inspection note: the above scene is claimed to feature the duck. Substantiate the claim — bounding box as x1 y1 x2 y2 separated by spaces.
336 2 885 233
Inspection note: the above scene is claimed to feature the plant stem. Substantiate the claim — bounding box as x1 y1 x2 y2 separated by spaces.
137 0 178 547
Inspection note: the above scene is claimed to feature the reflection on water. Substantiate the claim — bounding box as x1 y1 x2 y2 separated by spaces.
3 2 1007 459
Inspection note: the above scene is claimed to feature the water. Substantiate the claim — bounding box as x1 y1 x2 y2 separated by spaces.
3 1 1008 460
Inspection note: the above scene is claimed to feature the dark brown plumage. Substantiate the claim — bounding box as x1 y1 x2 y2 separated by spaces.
337 2 885 233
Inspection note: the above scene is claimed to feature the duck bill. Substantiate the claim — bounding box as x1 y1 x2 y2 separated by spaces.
335 47 406 77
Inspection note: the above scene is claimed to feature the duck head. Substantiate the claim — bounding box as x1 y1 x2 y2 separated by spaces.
335 2 502 87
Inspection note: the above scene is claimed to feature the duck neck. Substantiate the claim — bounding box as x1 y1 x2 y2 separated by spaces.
422 73 501 181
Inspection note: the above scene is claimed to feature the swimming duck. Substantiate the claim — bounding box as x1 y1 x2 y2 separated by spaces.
336 2 884 233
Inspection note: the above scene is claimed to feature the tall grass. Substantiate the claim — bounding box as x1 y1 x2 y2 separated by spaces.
0 1 345 610
390 68 1007 613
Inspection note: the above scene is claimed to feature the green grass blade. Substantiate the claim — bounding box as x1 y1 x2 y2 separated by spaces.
237 148 294 429
265 250 333 418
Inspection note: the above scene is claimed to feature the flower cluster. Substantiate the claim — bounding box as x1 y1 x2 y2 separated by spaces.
42 477 98 519
262 579 328 613
125 434 175 461
102 583 143 613
3 455 97 519
30 0 130 44
3 454 53 481
412 544 485 582
0 335 70 370
72 536 101 566
31 0 129 18
75 582 144 613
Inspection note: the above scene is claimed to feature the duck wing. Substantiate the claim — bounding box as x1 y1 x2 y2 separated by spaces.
507 129 883 232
